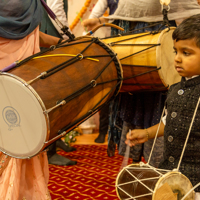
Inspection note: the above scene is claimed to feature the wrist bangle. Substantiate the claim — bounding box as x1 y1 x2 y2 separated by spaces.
98 18 101 24
145 128 149 141
57 38 63 44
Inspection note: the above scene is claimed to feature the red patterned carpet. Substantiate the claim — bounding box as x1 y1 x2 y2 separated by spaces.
48 145 132 200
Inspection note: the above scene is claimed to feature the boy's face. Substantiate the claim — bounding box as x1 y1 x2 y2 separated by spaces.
173 38 200 78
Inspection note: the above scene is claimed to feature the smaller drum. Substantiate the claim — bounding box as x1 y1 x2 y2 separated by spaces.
103 27 181 92
116 162 195 200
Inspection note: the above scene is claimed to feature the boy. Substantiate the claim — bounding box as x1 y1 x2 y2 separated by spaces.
126 14 200 198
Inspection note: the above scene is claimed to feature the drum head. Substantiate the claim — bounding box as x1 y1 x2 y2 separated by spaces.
157 27 181 87
153 171 195 200
0 73 48 158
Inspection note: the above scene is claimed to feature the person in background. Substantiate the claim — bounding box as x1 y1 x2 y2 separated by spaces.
82 0 118 36
126 13 200 198
40 0 70 40
40 0 77 166
82 0 119 144
105 0 200 166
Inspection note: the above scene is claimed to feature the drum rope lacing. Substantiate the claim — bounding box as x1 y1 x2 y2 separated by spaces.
120 44 160 61
108 33 152 46
106 31 169 90
40 39 98 78
105 34 169 90
3 37 122 102
57 84 122 135
106 32 161 61
46 38 122 134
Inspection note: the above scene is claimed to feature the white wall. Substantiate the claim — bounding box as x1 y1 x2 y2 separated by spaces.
68 0 111 38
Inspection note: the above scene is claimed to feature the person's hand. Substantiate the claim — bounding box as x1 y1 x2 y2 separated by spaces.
81 18 100 32
125 129 148 147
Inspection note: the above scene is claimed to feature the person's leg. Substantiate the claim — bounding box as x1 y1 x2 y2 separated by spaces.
56 138 76 152
95 104 110 143
47 142 77 166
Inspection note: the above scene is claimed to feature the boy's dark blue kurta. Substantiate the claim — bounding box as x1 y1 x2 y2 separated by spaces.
159 76 200 192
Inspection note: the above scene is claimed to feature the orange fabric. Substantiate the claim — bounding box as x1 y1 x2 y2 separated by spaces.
0 152 50 200
0 27 51 200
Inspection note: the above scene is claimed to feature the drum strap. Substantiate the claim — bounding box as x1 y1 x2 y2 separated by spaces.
40 0 75 40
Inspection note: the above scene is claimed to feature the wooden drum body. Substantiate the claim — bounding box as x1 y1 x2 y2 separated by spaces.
0 37 122 158
103 27 181 92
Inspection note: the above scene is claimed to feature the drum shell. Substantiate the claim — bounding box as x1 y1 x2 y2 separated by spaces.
0 37 122 158
116 163 162 200
116 163 195 200
103 28 181 92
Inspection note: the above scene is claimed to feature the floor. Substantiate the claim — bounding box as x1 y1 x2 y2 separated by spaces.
73 132 108 145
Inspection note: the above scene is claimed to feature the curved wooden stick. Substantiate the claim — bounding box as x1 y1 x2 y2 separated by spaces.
86 23 124 35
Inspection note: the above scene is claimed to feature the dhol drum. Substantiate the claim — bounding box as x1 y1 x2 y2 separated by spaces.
0 36 122 159
116 162 195 200
103 27 181 92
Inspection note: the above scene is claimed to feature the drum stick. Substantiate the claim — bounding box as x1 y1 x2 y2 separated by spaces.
86 23 124 36
119 129 131 172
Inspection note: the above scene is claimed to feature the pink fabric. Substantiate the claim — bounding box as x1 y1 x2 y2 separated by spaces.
0 26 40 70
0 27 51 200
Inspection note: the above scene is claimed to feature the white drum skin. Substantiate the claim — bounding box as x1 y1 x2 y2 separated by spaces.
0 73 48 159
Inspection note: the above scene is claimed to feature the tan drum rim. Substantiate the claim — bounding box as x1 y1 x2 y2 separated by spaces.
156 27 177 88
100 39 123 96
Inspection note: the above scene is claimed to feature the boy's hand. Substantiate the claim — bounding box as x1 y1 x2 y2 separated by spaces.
125 129 148 147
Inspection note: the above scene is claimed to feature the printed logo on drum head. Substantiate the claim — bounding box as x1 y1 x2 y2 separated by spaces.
2 106 20 130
